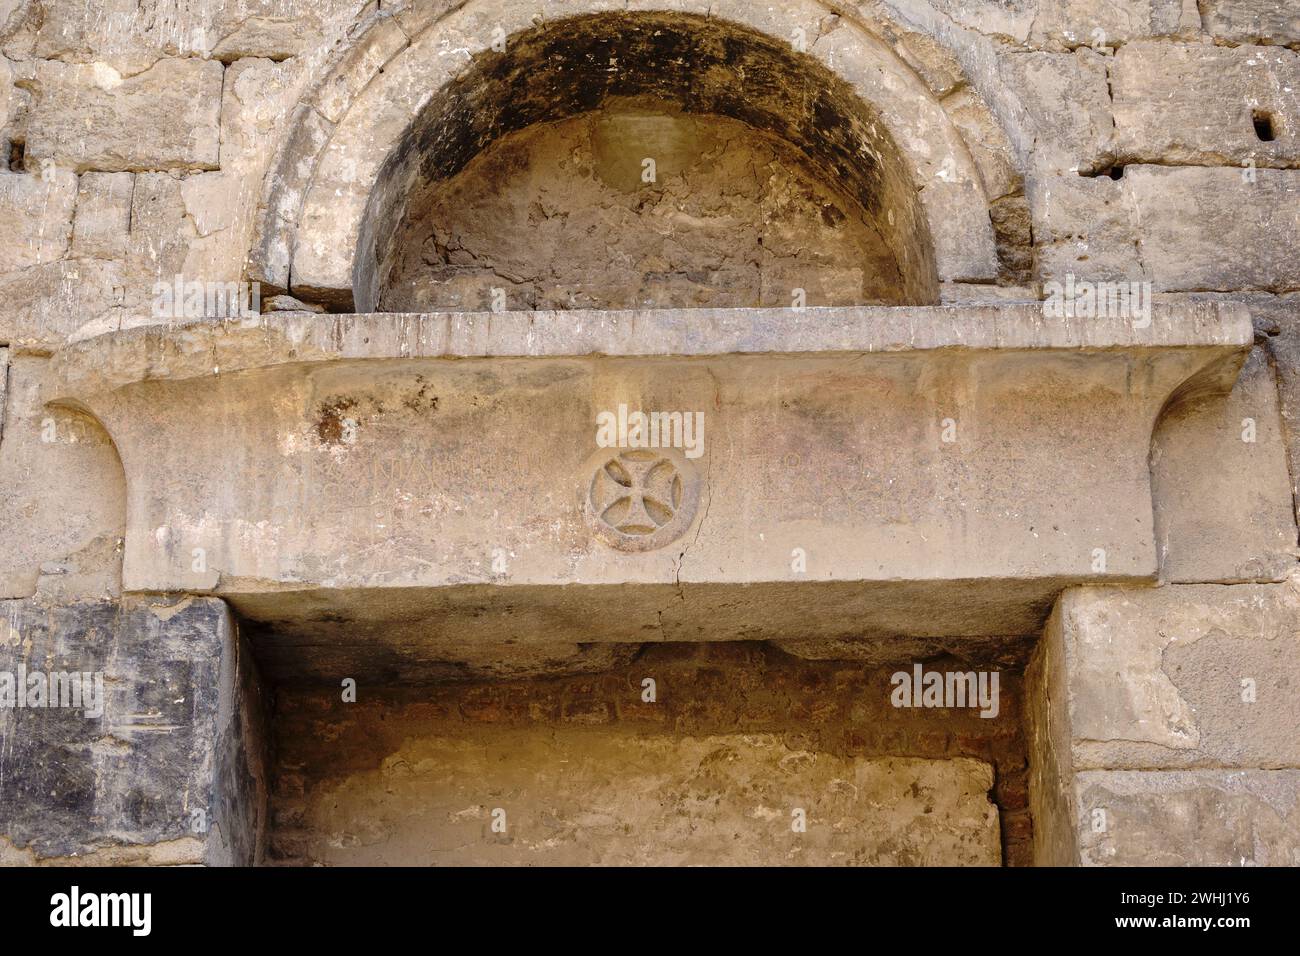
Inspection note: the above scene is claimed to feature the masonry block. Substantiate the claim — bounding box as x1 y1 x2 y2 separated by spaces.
70 171 133 259
1151 346 1298 582
0 168 77 271
1200 0 1300 47
1028 582 1300 865
0 596 269 865
25 58 223 172
1076 770 1300 866
1112 42 1300 168
0 354 124 599
1125 166 1300 292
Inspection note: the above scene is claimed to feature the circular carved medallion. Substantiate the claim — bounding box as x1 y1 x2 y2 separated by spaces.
584 449 700 552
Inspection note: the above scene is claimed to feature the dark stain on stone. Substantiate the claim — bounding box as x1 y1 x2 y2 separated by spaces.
315 397 358 445
404 377 440 413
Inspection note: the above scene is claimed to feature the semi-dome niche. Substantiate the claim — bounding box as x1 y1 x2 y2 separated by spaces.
354 12 942 313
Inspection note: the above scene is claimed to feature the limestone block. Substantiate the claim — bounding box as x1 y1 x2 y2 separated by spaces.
124 171 198 312
0 257 125 352
1112 42 1300 168
1200 0 1300 47
1151 346 1299 583
277 730 1001 866
1125 166 1300 292
0 51 28 153
23 0 371 72
42 303 1250 655
308 14 408 125
925 0 1199 48
1075 770 1300 866
1039 583 1300 771
0 596 268 865
69 171 133 260
246 102 334 292
1266 295 1300 530
1033 0 1200 50
0 171 215 346
0 168 76 271
1026 168 1146 283
944 86 1021 202
25 58 223 172
391 0 464 39
209 0 374 64
180 58 297 285
998 49 1113 173
922 0 1037 45
0 355 125 600
28 0 206 73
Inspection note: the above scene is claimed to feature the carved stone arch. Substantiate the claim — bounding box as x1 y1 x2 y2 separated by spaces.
246 0 1024 310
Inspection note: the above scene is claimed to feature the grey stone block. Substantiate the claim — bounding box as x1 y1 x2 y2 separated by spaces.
0 596 268 865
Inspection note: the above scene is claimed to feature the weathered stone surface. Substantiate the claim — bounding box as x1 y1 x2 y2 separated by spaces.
1265 295 1300 532
1200 0 1300 47
25 57 222 172
1028 0 1201 49
1076 770 1300 866
1125 166 1300 292
209 0 373 64
299 5 997 309
1029 582 1300 864
276 724 1001 865
0 168 76 270
21 0 371 72
246 101 334 292
944 86 1021 202
1152 346 1299 582
5 0 1300 870
0 257 125 351
1041 583 1300 770
308 14 407 125
69 171 132 259
925 0 1199 48
923 0 1038 45
180 57 297 285
2 168 215 348
0 596 268 865
380 109 915 312
1112 42 1300 167
1036 166 1300 291
997 49 1112 173
0 354 124 599
0 52 23 150
1024 598 1077 866
128 170 195 280
43 305 1249 653
261 637 1032 863
1027 169 1146 283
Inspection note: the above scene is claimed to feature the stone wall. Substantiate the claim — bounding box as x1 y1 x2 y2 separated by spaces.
270 643 1027 866
1027 582 1300 865
1 0 1298 866
0 597 269 865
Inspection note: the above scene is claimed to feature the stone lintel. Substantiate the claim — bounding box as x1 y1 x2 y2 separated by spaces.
44 303 1252 663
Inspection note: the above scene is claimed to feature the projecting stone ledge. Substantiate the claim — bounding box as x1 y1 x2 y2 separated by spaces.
45 302 1251 663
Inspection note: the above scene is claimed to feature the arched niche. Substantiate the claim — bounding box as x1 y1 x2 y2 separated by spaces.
357 12 940 312
253 0 1007 311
